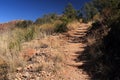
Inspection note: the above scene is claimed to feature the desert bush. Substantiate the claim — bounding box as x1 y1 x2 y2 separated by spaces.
63 3 78 21
83 2 98 21
14 26 36 42
24 27 36 41
0 25 37 78
40 23 55 35
86 21 108 59
39 20 67 34
16 20 33 28
35 13 59 25
54 22 68 33
84 21 120 80
82 0 120 79
0 31 26 74
93 13 101 21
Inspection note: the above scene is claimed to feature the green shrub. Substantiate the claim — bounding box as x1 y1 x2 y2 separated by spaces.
24 26 35 41
39 20 68 34
16 20 33 28
35 13 59 25
54 22 68 33
14 26 36 42
63 3 78 21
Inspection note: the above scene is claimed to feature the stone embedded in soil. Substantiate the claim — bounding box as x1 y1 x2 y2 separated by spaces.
14 23 91 80
22 72 30 78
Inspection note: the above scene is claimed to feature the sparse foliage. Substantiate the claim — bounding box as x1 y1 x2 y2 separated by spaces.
83 2 98 21
16 20 33 28
82 0 120 80
35 13 59 25
63 3 77 21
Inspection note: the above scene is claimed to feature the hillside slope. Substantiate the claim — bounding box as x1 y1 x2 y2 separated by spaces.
0 20 23 31
10 22 92 80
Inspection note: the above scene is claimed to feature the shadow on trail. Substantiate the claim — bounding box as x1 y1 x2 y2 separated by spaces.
75 46 106 80
75 21 120 80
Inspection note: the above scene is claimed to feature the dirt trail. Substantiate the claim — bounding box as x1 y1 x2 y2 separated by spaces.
14 23 91 80
62 23 91 80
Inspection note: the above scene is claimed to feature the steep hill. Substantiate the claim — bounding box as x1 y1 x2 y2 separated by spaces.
12 22 91 80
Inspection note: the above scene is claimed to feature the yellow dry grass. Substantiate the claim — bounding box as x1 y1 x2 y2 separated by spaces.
67 20 81 30
39 20 63 34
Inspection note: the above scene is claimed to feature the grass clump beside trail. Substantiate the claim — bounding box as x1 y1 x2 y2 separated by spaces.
0 25 39 79
0 18 71 79
39 20 69 34
0 3 82 79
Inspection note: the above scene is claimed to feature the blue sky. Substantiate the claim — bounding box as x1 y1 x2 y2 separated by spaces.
0 0 90 23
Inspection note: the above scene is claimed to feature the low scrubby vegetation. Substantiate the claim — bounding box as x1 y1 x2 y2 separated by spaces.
1 0 120 79
77 0 120 80
0 3 82 79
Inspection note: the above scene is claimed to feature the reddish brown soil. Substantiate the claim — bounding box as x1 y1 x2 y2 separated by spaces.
16 23 91 80
61 23 90 80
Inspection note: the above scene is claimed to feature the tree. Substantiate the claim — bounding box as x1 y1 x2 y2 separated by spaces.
63 3 77 21
91 0 120 25
83 0 120 79
77 10 83 19
83 2 98 21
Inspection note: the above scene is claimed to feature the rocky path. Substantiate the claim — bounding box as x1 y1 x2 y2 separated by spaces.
14 23 91 80
62 23 91 80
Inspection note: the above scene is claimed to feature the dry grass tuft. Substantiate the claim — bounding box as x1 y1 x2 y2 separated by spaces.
39 20 63 34
0 31 26 72
0 20 66 79
67 20 81 30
